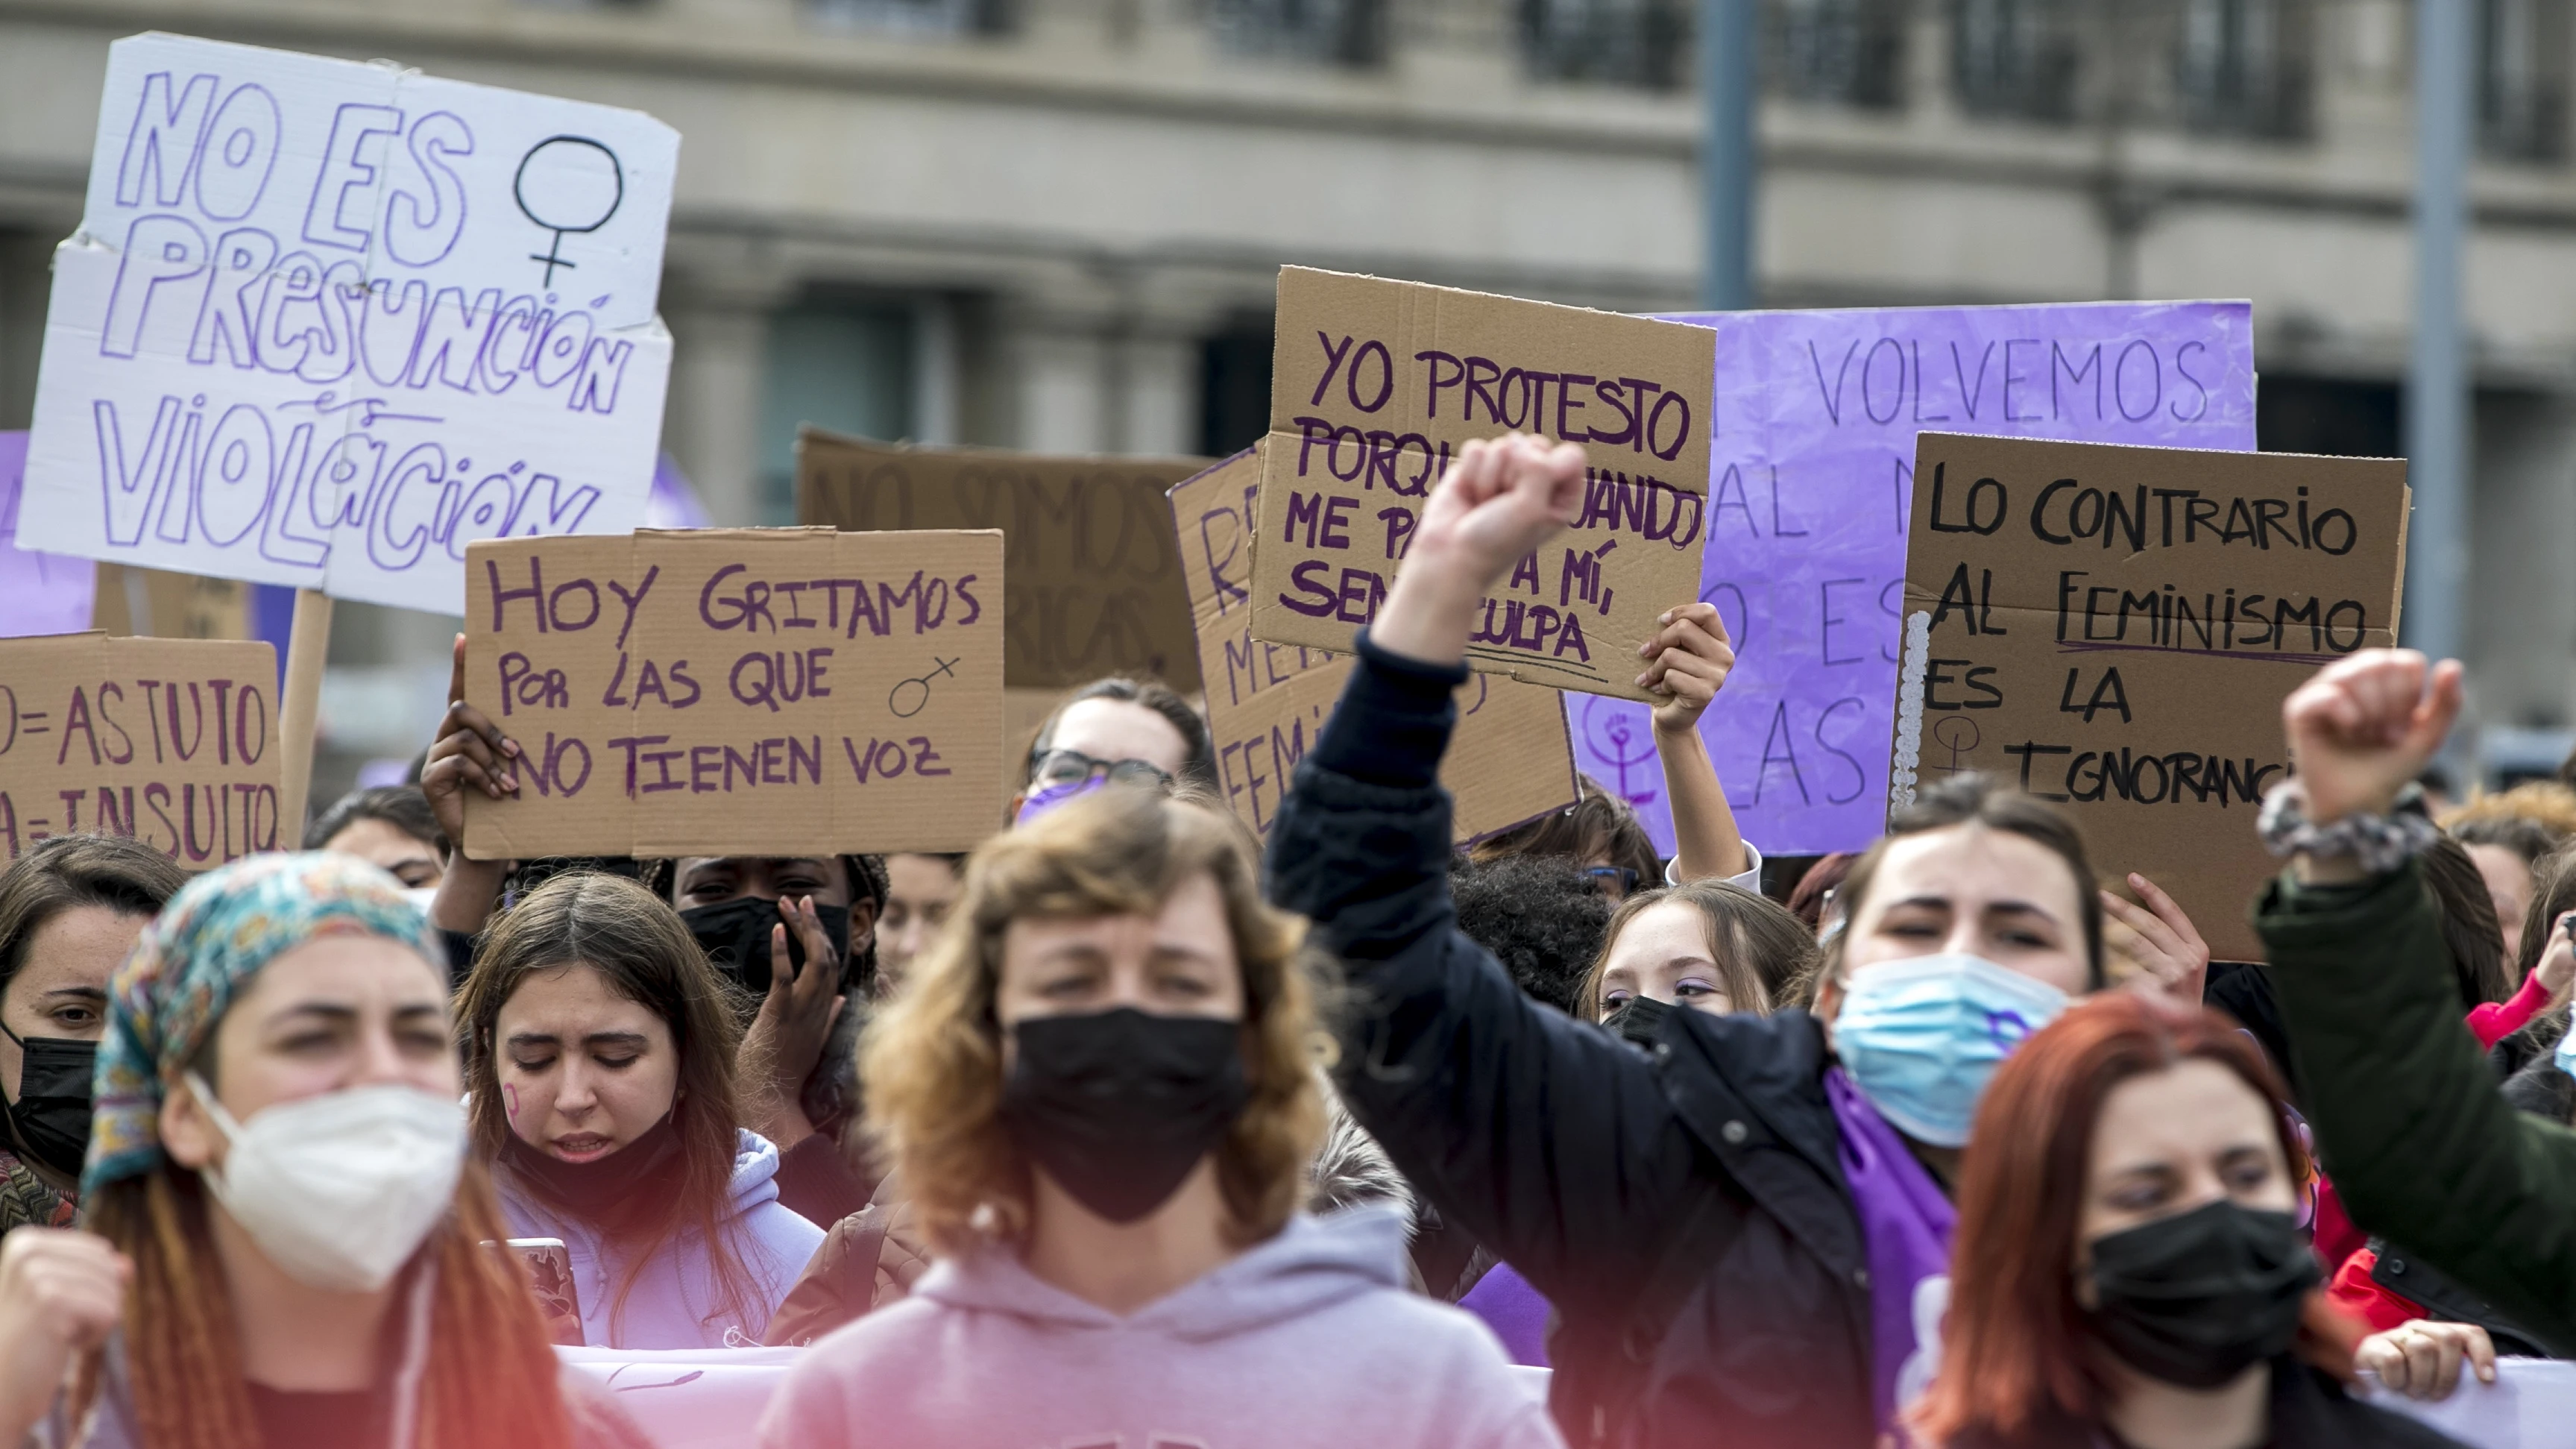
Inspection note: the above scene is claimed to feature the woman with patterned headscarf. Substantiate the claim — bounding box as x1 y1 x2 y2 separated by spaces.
0 853 648 1449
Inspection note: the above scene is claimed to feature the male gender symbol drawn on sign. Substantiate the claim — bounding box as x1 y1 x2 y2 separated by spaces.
889 658 959 719
514 136 625 288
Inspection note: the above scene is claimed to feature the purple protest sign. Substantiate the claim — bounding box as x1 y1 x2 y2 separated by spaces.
0 432 95 639
1570 302 2257 858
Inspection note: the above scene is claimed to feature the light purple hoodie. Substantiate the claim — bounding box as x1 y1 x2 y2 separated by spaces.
756 1204 1563 1448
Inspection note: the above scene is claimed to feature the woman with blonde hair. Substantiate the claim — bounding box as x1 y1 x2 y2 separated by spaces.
757 786 1555 1449
0 852 644 1449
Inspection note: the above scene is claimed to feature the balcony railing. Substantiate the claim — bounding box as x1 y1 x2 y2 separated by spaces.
2173 0 2313 140
1768 0 1907 110
1520 0 1693 89
2482 0 2572 162
1209 0 1392 67
1951 0 2081 122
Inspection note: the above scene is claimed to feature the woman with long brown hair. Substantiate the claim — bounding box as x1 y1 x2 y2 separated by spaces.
456 871 822 1349
1913 992 2465 1448
0 852 642 1449
756 786 1553 1448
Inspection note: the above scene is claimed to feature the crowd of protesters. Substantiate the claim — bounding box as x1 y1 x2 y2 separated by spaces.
1 433 2573 1448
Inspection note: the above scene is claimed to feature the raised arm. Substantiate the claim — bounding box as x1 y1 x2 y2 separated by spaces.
422 634 518 940
1267 435 1721 1311
2258 651 2576 1354
1640 603 1749 882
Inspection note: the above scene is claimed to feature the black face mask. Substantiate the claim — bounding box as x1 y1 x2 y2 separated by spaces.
998 1008 1250 1225
2086 1199 2320 1389
501 1113 685 1224
0 1021 94 1181
1602 994 1675 1050
679 898 850 997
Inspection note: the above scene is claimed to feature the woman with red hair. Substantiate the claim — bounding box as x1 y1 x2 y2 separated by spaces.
1912 992 2469 1448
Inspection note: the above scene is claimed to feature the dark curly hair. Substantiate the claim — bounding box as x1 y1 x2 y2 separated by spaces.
1449 852 1613 1016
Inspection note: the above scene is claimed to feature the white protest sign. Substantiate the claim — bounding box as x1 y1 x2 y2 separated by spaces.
17 31 677 612
555 1346 796 1449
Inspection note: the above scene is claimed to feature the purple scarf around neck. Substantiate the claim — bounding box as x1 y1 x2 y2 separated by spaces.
1823 1065 1957 1439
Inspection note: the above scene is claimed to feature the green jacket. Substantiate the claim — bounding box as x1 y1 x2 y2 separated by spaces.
2258 859 2576 1355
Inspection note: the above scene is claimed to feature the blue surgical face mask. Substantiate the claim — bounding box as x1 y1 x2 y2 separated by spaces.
1831 952 2070 1148
2554 1026 2576 1084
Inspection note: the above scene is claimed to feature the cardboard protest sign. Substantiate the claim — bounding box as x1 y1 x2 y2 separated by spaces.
0 433 97 639
0 632 283 867
460 528 1002 860
797 431 1208 692
1178 447 1578 841
1573 301 2258 856
1896 433 2407 961
18 32 676 611
1250 268 1714 703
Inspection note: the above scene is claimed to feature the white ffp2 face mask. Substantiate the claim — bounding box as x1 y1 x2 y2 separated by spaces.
187 1073 467 1292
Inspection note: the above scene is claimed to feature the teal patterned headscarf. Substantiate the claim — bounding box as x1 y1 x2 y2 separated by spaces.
85 852 445 1196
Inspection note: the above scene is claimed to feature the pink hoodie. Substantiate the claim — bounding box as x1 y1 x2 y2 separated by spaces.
756 1204 1562 1448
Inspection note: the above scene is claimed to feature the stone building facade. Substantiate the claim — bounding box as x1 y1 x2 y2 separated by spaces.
4 0 2576 779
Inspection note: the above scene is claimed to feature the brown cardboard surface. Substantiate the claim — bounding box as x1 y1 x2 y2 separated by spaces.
1895 434 2410 962
797 431 1208 693
0 632 283 867
461 528 1004 860
90 564 254 640
1249 267 1714 703
1177 447 1578 843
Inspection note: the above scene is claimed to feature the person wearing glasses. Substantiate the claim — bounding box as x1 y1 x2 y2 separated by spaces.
1012 678 1216 825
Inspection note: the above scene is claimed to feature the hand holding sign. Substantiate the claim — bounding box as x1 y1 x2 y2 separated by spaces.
2281 650 2464 828
2103 873 2210 1005
423 633 524 843
1373 434 1585 667
1637 603 1734 735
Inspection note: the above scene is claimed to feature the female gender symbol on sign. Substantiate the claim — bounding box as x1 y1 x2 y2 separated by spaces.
514 136 625 288
1577 697 1659 808
1931 716 1982 776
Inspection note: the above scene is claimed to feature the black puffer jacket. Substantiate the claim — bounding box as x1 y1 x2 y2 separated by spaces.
1266 636 1874 1449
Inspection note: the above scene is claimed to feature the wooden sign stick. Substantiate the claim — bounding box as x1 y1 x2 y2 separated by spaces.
274 588 333 850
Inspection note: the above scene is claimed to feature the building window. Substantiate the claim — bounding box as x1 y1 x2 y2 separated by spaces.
761 300 916 525
807 0 1010 35
1200 321 1273 458
2174 0 2311 139
1950 0 2081 122
1209 0 1389 67
1521 0 1692 90
1768 0 1907 110
2481 0 2572 162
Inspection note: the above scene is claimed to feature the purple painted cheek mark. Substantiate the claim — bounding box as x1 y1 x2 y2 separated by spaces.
504 1084 520 1121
